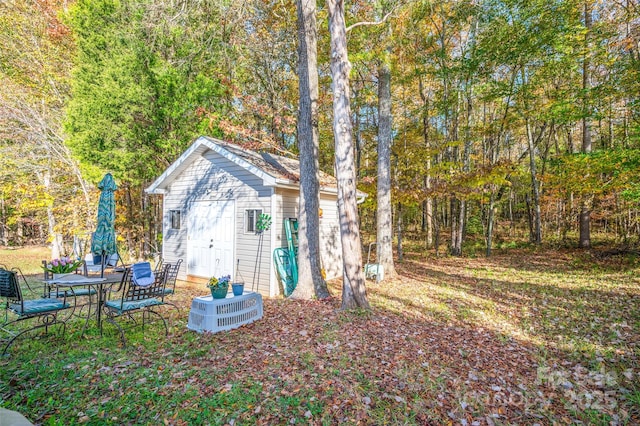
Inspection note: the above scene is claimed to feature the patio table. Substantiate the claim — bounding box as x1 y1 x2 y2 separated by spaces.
46 273 123 336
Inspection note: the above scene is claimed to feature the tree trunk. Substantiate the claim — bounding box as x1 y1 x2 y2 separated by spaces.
396 202 403 262
354 89 363 177
326 0 369 310
563 192 574 243
525 193 534 242
509 189 515 233
125 184 134 258
0 198 6 246
579 200 592 248
376 60 397 280
47 206 63 259
291 0 329 299
450 197 462 256
486 191 496 256
43 164 63 259
142 188 151 259
525 119 542 244
434 197 441 257
457 200 466 253
580 0 592 249
424 196 433 248
454 83 472 256
419 76 433 248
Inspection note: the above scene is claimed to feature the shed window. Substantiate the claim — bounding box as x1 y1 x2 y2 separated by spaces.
170 210 181 230
246 209 262 233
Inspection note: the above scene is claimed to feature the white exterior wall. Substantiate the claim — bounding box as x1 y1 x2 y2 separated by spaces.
162 149 273 295
319 194 342 280
274 188 342 283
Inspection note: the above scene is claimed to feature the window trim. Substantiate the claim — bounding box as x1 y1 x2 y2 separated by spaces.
169 210 181 230
245 209 262 233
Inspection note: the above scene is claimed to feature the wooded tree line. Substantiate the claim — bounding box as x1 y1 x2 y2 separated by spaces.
1 0 639 264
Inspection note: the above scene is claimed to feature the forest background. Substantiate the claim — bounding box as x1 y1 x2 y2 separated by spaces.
1 0 639 261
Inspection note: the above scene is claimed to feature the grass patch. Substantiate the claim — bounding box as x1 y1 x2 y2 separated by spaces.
0 245 50 274
1 246 639 424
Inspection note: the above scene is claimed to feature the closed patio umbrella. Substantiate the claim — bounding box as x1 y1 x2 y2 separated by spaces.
91 173 118 277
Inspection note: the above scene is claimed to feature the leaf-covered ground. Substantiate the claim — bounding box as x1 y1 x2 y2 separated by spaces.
1 247 639 424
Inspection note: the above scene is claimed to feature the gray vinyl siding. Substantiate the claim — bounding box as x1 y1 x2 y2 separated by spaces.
319 194 342 280
274 188 342 283
162 149 272 295
272 189 297 295
275 189 299 249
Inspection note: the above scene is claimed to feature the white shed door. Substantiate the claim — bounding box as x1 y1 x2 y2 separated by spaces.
187 200 235 279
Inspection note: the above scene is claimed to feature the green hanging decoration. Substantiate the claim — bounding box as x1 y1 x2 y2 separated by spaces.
252 213 272 292
256 213 272 233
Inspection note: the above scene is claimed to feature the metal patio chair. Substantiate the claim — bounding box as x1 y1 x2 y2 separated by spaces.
102 265 169 346
161 259 183 313
1 266 74 356
83 253 120 275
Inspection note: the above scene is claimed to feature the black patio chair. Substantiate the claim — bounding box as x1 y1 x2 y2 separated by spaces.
1 266 74 356
102 265 169 346
153 257 164 274
161 259 183 313
83 253 121 275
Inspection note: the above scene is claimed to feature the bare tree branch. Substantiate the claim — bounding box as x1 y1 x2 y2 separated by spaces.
346 10 394 33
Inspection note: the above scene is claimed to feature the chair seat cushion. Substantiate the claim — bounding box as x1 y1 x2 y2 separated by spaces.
105 298 162 313
10 298 69 315
50 288 97 298
70 288 98 297
162 288 174 295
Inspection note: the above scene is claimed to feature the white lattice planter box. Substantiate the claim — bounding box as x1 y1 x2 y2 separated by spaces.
187 292 263 333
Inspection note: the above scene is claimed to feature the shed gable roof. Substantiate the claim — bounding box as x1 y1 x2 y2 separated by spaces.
145 136 338 194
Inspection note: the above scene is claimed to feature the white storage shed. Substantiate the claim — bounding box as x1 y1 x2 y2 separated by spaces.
145 136 348 296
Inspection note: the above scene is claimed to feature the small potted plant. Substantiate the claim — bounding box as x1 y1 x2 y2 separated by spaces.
43 256 83 280
232 259 245 296
232 281 244 296
207 274 230 299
